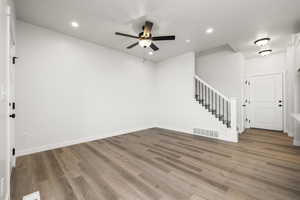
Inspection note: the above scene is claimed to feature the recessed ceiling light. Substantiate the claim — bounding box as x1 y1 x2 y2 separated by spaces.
254 38 271 46
148 51 153 55
71 21 79 28
258 49 272 56
206 28 214 34
185 39 191 43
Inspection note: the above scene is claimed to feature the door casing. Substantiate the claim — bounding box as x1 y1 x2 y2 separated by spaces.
243 72 286 132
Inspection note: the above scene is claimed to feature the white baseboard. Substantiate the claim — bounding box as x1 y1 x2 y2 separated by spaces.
293 139 300 146
16 127 153 157
288 132 294 137
16 125 240 157
5 192 9 200
157 126 238 143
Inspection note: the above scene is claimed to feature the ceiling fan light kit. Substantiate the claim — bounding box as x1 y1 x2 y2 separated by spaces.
115 21 175 52
139 39 152 48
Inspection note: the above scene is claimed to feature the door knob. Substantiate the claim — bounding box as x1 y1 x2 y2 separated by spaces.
9 113 16 118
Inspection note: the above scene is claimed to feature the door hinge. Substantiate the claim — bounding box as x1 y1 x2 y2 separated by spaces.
10 102 15 110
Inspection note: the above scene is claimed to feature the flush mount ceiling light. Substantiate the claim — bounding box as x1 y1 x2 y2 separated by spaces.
148 51 153 55
71 21 79 28
185 39 191 43
206 28 214 34
258 49 272 56
254 37 270 46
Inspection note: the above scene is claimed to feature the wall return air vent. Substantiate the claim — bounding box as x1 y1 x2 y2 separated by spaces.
193 128 219 138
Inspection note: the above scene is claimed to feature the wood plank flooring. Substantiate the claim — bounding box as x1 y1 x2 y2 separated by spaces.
12 128 300 200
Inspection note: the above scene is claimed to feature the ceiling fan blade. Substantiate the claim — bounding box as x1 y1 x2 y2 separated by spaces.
150 43 159 51
152 35 176 41
115 32 139 39
143 21 153 38
127 42 139 49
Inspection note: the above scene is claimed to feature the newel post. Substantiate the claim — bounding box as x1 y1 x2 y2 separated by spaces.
230 97 238 142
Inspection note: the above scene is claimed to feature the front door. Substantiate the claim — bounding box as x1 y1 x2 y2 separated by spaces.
249 73 283 131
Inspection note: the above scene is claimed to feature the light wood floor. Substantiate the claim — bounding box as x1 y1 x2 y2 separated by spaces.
12 128 300 200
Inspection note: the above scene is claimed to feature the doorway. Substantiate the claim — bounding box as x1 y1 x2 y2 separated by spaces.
245 73 284 131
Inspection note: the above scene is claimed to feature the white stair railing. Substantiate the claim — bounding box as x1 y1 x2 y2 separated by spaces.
194 75 237 131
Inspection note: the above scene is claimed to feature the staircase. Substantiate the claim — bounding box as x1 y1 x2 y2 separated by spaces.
194 75 237 130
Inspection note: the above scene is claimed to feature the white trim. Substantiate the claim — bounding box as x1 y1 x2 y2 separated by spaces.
16 127 153 157
282 70 287 133
245 71 286 132
230 97 237 133
246 71 285 78
287 131 294 137
291 113 300 122
158 126 238 143
194 75 230 101
5 3 12 200
293 139 300 146
5 192 9 200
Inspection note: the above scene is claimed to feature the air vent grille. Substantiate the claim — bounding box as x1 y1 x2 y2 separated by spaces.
193 128 219 138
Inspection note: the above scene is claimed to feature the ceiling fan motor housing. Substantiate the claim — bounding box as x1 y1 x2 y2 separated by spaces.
115 21 175 51
139 32 152 39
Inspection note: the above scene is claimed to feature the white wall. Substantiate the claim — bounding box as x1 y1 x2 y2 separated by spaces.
156 52 238 142
195 51 244 132
245 52 286 76
16 21 157 155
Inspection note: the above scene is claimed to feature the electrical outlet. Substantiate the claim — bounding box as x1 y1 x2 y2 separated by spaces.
0 177 4 197
23 191 40 200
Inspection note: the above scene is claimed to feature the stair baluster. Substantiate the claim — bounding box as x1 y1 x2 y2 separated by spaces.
195 79 198 100
215 92 217 116
202 83 204 104
194 75 236 131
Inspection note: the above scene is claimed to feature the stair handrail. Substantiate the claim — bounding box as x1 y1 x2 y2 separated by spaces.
194 75 238 134
194 75 230 102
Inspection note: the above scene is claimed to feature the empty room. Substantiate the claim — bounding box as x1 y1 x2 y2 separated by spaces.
1 0 300 199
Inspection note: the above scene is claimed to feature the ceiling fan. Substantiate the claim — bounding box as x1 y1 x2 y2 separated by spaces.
115 21 175 51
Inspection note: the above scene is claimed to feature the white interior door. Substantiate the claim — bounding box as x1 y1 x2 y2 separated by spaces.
249 73 283 131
